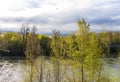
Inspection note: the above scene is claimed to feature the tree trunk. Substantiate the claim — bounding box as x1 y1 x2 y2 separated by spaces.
81 64 84 82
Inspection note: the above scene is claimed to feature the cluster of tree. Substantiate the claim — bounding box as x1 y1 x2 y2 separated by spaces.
0 25 120 58
22 19 117 82
50 19 104 82
0 24 51 57
0 19 120 82
97 31 120 57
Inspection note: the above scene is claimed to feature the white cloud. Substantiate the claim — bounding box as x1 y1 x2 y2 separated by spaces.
0 0 119 33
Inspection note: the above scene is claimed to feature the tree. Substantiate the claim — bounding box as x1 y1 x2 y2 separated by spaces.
85 33 103 81
38 34 51 56
0 32 22 56
25 34 41 62
20 24 30 55
20 24 30 37
21 24 42 82
67 19 103 82
77 19 90 82
51 29 63 82
31 25 37 35
77 19 89 34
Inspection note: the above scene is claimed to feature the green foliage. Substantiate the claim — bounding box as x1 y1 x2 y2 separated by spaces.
0 32 22 56
77 19 89 34
65 19 104 82
38 34 51 56
0 20 120 82
25 34 41 62
51 29 61 59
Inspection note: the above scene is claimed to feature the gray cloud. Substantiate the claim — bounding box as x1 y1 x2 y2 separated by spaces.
0 0 120 33
0 5 120 26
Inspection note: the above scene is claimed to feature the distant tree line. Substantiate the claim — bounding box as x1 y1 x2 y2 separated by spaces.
0 24 51 57
0 22 120 57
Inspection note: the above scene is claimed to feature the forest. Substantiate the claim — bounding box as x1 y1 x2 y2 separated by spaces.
0 19 120 82
0 19 120 57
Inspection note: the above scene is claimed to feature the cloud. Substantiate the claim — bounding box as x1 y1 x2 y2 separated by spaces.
0 0 120 33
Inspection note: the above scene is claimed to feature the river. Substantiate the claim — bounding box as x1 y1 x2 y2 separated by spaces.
103 58 120 81
0 57 119 82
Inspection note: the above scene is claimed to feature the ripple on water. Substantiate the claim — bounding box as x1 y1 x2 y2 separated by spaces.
0 61 23 82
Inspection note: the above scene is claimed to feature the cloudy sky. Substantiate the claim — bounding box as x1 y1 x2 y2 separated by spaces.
0 0 120 33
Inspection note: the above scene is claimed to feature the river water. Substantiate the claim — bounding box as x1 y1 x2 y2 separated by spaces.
0 58 119 82
0 59 24 82
103 58 120 81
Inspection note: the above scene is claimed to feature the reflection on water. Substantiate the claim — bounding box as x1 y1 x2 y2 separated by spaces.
0 57 119 82
103 58 120 81
0 60 24 82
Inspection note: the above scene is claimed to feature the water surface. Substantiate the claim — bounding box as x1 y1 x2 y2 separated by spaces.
0 57 119 82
